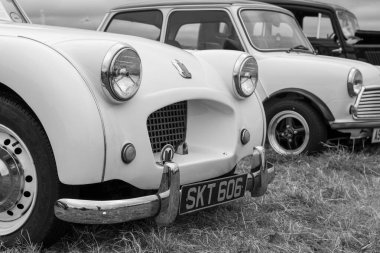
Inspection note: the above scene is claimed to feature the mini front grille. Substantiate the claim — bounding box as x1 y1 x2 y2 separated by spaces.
147 101 187 153
356 88 380 119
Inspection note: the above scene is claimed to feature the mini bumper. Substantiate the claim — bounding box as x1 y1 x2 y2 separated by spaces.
54 148 275 225
330 121 380 130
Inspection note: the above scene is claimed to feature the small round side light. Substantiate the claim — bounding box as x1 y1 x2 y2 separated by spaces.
241 129 251 145
121 143 136 164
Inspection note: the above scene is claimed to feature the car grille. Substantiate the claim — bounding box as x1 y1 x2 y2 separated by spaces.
364 50 380 65
147 101 187 153
356 88 380 119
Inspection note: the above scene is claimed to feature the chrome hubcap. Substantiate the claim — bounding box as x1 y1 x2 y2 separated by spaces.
268 110 310 155
0 125 37 235
0 147 24 213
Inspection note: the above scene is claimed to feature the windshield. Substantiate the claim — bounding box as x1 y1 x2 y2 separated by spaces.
0 0 26 23
336 10 359 40
240 10 312 52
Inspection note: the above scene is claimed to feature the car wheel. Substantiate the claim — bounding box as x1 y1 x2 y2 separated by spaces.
0 96 64 247
265 100 327 155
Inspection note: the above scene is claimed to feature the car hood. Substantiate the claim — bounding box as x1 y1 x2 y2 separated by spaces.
0 22 199 65
0 22 168 48
257 51 380 87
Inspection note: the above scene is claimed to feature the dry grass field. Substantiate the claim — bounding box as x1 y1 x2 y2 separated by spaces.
2 145 380 253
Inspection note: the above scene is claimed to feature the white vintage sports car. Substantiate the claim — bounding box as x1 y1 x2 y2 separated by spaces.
99 0 380 155
0 0 274 247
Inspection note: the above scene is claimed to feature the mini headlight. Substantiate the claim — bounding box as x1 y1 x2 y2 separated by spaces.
233 54 258 99
347 68 363 97
101 44 142 102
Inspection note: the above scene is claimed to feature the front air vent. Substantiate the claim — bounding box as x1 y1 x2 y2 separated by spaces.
147 101 187 153
356 88 380 119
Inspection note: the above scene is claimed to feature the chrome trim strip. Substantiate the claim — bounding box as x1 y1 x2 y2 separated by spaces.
97 13 111 32
13 0 32 24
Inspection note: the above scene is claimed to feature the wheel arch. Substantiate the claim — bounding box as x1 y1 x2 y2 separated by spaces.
263 88 335 122
0 82 39 119
0 36 106 185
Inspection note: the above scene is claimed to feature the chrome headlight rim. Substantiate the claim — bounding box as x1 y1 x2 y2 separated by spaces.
347 68 363 97
101 43 142 102
233 53 258 99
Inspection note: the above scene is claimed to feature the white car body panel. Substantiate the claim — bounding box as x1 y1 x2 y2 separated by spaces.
0 23 265 189
0 33 105 184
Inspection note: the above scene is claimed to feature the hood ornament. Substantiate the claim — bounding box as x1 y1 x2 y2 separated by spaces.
172 59 192 79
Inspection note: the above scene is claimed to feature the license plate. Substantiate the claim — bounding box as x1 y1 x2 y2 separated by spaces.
179 174 248 215
372 128 380 143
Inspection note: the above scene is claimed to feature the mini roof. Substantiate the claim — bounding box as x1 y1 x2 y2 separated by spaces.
259 0 352 14
111 0 285 12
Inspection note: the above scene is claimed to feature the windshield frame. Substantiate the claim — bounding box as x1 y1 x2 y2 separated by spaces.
0 0 31 23
238 7 314 54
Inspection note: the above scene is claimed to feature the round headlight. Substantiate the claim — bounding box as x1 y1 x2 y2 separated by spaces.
233 54 258 99
347 68 363 97
101 44 142 102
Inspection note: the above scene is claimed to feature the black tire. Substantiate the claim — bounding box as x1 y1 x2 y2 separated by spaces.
0 96 65 247
265 99 327 155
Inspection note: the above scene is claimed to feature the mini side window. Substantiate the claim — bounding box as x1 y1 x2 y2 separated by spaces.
303 14 334 40
166 10 243 51
174 23 201 49
106 10 163 41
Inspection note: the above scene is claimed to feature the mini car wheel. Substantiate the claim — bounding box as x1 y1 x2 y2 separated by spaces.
266 100 327 155
0 96 63 247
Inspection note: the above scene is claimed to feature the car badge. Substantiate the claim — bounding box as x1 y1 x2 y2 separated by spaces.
172 59 192 79
160 144 175 164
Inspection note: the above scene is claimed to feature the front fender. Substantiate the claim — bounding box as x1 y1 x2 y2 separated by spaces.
266 88 335 122
258 54 355 121
0 36 105 185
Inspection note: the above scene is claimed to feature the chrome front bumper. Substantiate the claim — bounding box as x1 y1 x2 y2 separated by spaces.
54 150 275 225
330 121 380 129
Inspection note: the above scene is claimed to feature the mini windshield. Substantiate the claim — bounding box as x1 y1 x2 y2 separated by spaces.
240 10 312 52
337 10 359 40
0 0 26 23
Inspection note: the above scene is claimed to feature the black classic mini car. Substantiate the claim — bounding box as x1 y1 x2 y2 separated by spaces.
260 0 380 65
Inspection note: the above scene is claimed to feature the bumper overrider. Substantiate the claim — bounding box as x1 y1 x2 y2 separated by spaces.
54 147 275 225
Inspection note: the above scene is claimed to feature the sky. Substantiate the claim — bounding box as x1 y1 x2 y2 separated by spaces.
18 0 380 31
